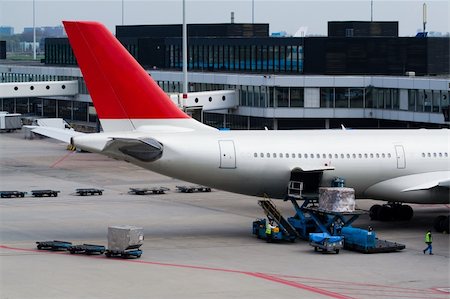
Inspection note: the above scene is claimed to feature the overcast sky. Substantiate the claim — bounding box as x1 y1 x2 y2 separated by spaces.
1 0 449 36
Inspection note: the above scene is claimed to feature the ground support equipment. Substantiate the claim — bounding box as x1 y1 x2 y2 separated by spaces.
31 190 60 197
105 249 142 258
176 185 211 193
76 188 104 196
36 240 72 251
254 198 299 242
309 232 343 254
286 197 364 240
252 218 296 242
129 187 169 195
341 227 405 253
68 244 106 255
0 191 26 198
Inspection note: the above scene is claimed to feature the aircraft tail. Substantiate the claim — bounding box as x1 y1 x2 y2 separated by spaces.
63 21 213 132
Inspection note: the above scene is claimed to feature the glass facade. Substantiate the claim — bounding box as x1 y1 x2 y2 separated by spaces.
166 39 304 73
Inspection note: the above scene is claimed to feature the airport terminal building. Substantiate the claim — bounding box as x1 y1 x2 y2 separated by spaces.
0 21 449 130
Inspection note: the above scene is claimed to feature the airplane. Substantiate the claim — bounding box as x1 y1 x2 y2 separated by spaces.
30 21 450 230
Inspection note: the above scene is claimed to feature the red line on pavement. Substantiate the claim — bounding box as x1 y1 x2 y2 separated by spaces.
1 244 352 298
246 272 354 299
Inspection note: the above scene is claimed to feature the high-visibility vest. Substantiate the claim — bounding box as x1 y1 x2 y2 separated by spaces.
265 223 272 235
425 232 432 243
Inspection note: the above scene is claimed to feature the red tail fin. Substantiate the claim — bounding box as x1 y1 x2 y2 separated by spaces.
63 21 189 121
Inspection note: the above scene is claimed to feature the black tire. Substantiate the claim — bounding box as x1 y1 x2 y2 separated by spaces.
98 191 102 195
314 247 318 252
37 245 42 250
335 249 340 254
377 206 393 221
433 215 447 232
398 205 414 221
105 252 112 258
369 205 381 220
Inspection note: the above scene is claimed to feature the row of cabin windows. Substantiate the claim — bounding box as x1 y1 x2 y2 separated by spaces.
422 152 449 158
253 152 393 159
253 152 450 159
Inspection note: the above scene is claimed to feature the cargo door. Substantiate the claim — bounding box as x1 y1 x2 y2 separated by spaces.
218 140 236 169
395 145 406 169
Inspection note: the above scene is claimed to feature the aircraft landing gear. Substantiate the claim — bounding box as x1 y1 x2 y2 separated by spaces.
369 203 414 221
433 215 450 233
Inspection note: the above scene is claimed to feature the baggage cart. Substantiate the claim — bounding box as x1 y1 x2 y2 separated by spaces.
0 191 26 198
68 244 106 255
31 190 60 197
36 240 72 251
76 188 104 196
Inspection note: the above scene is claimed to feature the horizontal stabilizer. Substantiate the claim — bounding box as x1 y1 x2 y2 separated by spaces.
26 126 84 144
102 138 163 162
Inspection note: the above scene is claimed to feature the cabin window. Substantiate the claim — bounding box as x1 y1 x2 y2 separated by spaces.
254 153 257 157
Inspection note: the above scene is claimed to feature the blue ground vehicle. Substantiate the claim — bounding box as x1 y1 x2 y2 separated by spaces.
309 232 343 254
252 218 296 243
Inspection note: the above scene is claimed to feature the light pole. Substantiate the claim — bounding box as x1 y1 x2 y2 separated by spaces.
33 0 36 60
182 0 188 97
252 0 254 23
121 0 124 25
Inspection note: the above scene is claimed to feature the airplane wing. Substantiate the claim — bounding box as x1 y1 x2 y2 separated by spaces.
25 126 84 144
102 137 163 162
402 178 450 192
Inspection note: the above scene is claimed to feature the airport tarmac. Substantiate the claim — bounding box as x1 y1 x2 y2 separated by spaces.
0 130 449 299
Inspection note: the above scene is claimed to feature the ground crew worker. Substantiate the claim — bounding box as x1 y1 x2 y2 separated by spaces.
423 230 433 255
265 220 275 242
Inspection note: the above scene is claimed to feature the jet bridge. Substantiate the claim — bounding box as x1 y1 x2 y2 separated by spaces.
0 81 78 98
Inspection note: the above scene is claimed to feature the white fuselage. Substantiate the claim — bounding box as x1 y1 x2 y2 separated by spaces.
74 128 450 204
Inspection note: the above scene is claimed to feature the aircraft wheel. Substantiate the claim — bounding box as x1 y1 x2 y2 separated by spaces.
377 206 393 221
433 215 447 232
398 205 414 221
369 205 381 220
